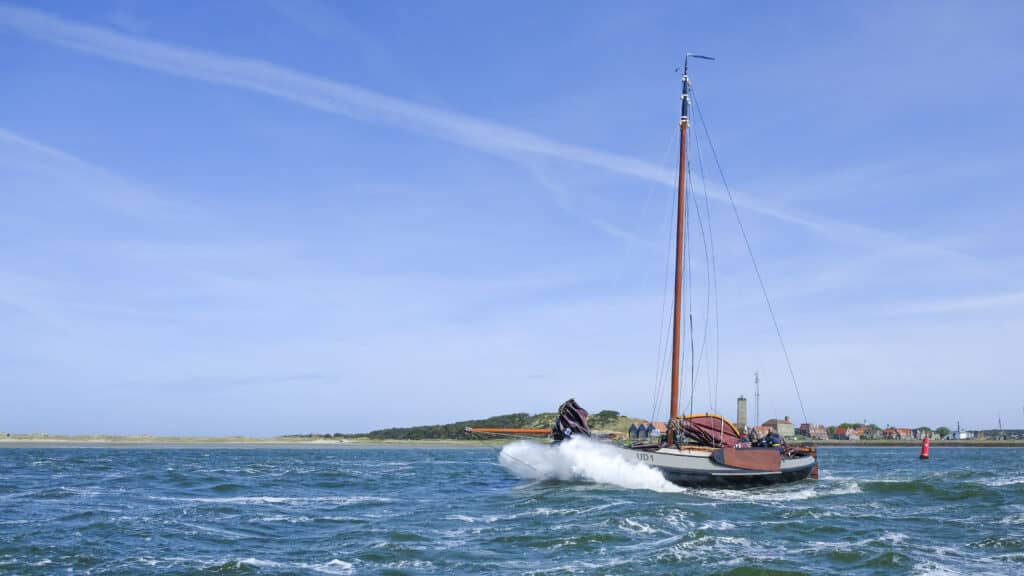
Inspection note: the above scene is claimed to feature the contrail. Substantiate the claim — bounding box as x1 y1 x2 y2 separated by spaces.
0 3 672 184
0 2 937 250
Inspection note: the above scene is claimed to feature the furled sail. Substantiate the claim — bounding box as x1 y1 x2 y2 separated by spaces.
551 398 591 441
675 414 742 447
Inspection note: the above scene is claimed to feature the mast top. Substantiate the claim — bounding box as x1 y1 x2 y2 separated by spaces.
676 53 714 122
681 52 715 75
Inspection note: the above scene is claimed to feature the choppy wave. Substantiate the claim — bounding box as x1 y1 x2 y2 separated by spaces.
234 557 355 574
499 438 683 493
977 475 1024 487
152 494 392 505
688 477 863 503
2 445 1023 575
861 478 1001 500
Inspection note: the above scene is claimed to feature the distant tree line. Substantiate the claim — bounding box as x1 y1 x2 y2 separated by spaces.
286 409 628 440
360 413 551 440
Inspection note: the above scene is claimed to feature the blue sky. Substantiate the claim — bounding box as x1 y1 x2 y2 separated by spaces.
1 1 1022 435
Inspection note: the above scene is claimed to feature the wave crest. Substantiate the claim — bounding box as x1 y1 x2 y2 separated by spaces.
498 438 683 493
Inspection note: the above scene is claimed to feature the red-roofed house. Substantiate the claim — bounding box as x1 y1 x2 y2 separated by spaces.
832 427 861 441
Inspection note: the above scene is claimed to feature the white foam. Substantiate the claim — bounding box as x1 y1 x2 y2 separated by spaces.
153 495 391 506
692 478 862 503
805 531 910 553
236 558 278 569
978 476 1024 487
178 522 247 539
910 560 962 576
380 560 434 570
316 559 355 574
699 519 736 531
499 438 683 493
235 558 354 574
446 514 501 523
620 517 658 534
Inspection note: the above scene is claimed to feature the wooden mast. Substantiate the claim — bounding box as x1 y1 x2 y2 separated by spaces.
668 54 712 443
669 61 690 429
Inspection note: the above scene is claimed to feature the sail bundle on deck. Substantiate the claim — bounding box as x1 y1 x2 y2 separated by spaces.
675 414 742 447
552 399 591 441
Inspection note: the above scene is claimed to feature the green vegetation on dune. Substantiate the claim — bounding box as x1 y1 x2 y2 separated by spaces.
0 410 646 443
315 409 637 440
588 410 635 434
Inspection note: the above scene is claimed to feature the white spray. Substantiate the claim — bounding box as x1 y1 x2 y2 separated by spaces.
499 438 683 493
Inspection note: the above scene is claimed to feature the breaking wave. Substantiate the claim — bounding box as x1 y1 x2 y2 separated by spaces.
498 438 683 493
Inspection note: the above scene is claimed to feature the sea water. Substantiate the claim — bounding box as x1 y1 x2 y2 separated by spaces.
1 442 1022 575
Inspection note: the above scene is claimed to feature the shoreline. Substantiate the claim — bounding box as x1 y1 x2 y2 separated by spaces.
1 435 1023 448
0 435 496 449
810 440 1024 448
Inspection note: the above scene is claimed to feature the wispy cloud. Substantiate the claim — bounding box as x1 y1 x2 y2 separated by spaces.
0 2 971 262
0 127 187 219
526 162 655 244
0 2 863 238
0 4 674 181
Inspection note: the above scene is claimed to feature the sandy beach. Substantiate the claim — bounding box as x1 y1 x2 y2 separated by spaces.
0 434 497 448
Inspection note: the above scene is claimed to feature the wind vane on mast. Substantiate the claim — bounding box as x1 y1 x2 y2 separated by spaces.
676 53 716 74
675 53 715 122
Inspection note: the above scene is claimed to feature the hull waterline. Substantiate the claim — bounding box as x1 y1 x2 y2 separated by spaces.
627 446 817 488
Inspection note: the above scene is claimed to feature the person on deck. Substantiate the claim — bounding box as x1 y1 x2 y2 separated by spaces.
749 426 765 448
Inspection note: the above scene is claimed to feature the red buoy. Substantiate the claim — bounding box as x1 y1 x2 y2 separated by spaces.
920 437 930 459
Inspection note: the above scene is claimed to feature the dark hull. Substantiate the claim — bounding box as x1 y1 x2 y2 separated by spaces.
657 458 816 488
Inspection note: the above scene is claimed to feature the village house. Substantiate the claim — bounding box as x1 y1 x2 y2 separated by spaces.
798 423 828 440
628 421 667 441
861 427 882 440
882 427 915 440
832 426 861 441
762 417 796 439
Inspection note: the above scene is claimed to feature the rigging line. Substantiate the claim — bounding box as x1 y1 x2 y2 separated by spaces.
688 313 696 416
687 156 713 398
692 112 721 416
691 88 810 426
673 122 696 421
683 159 695 416
618 129 679 301
682 159 711 416
467 433 543 473
652 190 676 422
651 129 682 423
651 126 683 422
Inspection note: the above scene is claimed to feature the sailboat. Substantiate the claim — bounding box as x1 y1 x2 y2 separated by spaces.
470 55 817 488
617 54 818 487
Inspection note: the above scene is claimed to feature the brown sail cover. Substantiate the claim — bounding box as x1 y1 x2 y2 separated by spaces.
551 398 591 441
679 414 743 447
